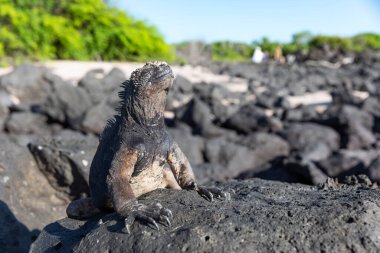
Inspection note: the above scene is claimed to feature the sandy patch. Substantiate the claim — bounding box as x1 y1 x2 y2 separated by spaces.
0 61 369 109
288 91 332 108
0 61 247 92
0 66 12 77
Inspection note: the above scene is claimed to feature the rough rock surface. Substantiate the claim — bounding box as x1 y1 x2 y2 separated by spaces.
168 125 205 165
281 123 340 161
31 178 380 253
81 101 115 135
1 59 380 251
369 157 380 182
284 157 328 185
42 77 92 130
27 131 98 199
317 105 376 149
0 64 52 106
1 62 379 187
0 134 67 253
224 102 273 134
5 111 50 135
317 149 380 178
0 103 9 130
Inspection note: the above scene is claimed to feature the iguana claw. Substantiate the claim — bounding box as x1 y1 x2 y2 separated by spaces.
123 202 172 233
197 186 231 201
186 182 230 202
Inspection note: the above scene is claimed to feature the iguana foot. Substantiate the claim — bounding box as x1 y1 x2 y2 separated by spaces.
186 182 231 202
124 202 172 233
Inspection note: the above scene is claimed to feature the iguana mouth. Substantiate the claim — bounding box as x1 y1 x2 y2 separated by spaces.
152 67 174 82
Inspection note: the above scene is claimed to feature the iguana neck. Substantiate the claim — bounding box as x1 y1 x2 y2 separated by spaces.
123 92 166 130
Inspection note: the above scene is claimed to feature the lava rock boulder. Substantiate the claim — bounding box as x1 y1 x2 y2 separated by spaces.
31 178 380 253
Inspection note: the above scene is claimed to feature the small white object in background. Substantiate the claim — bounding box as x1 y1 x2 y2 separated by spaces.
252 46 264 63
286 54 296 63
342 57 354 65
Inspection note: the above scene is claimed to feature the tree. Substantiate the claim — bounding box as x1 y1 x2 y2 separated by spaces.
0 0 174 62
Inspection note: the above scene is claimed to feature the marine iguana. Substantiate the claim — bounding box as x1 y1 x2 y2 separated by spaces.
66 61 229 232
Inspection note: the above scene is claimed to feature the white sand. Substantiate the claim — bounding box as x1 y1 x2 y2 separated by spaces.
288 91 332 108
0 61 247 91
0 66 12 77
0 61 369 108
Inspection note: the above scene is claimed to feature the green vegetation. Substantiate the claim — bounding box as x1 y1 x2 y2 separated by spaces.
351 33 380 51
208 32 380 62
282 31 313 56
211 41 253 62
306 33 380 54
0 0 174 64
308 36 353 53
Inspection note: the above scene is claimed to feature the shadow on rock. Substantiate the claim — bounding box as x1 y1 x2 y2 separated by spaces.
0 200 40 253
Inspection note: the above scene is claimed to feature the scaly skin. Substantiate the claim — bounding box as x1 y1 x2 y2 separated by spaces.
66 62 230 232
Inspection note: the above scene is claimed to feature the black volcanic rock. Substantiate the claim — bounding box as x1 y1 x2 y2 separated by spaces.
282 105 319 122
362 96 380 134
168 124 205 166
0 103 9 131
0 134 67 253
5 111 50 135
0 64 52 107
78 67 126 105
284 157 328 185
172 75 194 94
317 105 376 149
31 179 380 253
174 98 214 132
2 60 380 252
27 131 98 198
42 76 92 130
81 101 115 135
317 149 379 179
204 136 256 178
369 157 380 183
174 97 227 137
166 75 194 111
77 68 105 104
224 102 274 134
281 123 340 161
236 132 289 168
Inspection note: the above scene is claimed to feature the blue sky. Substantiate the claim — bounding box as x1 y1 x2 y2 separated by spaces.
117 0 380 43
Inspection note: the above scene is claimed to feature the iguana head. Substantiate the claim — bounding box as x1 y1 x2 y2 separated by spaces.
130 61 174 96
119 61 175 126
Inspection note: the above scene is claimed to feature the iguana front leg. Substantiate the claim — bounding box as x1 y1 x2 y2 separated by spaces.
167 142 230 201
107 148 172 232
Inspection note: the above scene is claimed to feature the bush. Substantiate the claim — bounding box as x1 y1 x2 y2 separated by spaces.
211 41 253 62
308 35 353 53
352 33 380 52
205 32 380 63
282 31 312 55
0 0 174 63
